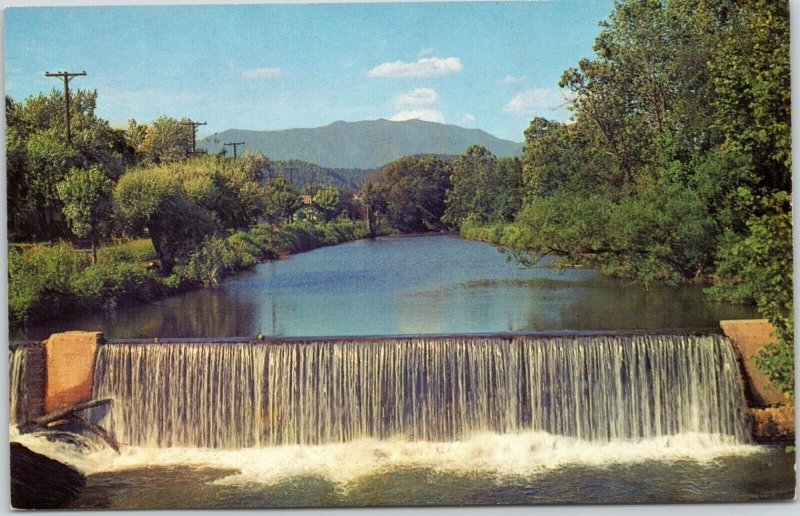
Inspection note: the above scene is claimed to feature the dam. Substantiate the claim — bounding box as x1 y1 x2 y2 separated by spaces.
11 330 757 446
8 325 795 508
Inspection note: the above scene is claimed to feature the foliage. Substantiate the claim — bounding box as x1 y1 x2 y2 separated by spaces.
6 90 134 241
113 165 214 273
443 145 523 227
8 243 89 324
144 116 194 164
376 155 452 233
262 177 301 224
96 238 157 264
176 236 239 288
707 192 794 398
56 165 114 261
312 186 343 222
70 262 160 310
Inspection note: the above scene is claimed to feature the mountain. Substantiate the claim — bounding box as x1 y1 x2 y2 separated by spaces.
269 160 370 191
198 119 523 169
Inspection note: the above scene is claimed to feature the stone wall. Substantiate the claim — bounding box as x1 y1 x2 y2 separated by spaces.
43 331 101 414
719 319 786 407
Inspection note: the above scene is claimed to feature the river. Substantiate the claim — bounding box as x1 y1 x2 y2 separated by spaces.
10 234 793 509
12 234 758 340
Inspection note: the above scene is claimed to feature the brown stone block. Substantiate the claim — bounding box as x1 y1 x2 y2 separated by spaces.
749 404 795 443
720 319 787 407
44 331 102 414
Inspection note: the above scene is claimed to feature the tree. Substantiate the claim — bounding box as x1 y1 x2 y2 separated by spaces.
56 166 114 263
147 116 194 164
263 177 301 224
443 146 523 227
379 155 451 233
114 166 213 274
708 192 794 398
6 89 135 241
359 181 388 237
312 186 343 222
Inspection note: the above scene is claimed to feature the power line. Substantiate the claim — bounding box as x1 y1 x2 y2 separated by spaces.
180 120 207 156
44 70 86 144
223 141 245 159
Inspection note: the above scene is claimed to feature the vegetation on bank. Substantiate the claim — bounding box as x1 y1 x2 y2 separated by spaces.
9 219 368 327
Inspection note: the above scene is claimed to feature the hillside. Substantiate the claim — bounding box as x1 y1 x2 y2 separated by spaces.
198 119 522 169
268 160 369 191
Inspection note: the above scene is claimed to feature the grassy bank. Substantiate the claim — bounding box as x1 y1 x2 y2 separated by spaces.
8 219 368 327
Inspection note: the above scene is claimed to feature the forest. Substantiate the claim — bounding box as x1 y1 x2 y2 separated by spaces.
6 0 792 396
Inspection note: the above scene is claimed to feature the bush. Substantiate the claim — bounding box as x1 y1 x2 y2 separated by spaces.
8 243 90 324
225 232 265 266
175 236 239 287
96 239 157 264
72 262 160 310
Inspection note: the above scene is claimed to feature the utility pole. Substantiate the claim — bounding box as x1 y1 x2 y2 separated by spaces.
181 120 207 156
223 141 245 158
44 70 86 144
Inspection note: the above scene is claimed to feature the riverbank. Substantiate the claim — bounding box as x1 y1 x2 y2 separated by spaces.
8 219 370 329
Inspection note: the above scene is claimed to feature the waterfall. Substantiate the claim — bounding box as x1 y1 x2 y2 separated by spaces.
89 334 751 449
9 347 27 426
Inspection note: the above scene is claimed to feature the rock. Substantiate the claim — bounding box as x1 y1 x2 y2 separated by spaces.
10 442 85 509
749 404 795 443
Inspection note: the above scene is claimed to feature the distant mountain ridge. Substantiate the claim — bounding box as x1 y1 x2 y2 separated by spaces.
199 119 523 169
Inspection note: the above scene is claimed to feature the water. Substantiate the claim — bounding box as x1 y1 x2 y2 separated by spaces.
8 347 26 425
88 334 750 448
11 234 758 340
10 333 794 507
7 235 791 507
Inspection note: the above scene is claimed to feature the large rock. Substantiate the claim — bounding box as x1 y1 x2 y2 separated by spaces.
10 442 85 509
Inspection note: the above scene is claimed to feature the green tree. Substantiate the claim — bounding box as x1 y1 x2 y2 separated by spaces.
56 165 114 263
263 177 301 224
443 146 523 227
148 116 194 164
114 166 213 273
6 89 134 241
359 181 388 237
707 192 794 398
312 186 343 222
379 155 451 233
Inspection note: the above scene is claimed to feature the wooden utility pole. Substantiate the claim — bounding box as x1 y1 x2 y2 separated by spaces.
223 141 245 158
181 120 207 156
44 70 86 144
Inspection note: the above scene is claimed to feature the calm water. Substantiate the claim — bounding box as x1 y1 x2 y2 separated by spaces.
12 234 757 340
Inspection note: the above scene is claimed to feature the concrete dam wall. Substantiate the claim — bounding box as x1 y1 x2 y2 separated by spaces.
8 322 790 445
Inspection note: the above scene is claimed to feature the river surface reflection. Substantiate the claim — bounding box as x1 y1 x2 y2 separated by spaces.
12 234 759 340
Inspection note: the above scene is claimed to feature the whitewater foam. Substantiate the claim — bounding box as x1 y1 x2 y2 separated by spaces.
10 427 763 487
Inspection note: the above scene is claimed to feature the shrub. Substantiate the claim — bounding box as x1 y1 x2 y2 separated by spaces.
96 238 157 264
72 262 160 310
176 236 239 287
8 243 89 324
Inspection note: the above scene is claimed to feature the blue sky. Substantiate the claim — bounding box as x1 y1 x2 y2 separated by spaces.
5 1 614 142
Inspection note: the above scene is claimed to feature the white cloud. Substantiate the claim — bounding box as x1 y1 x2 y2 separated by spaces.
389 109 446 123
392 87 439 108
418 48 435 57
502 75 527 84
461 113 476 124
241 67 282 79
503 88 566 116
368 57 462 78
